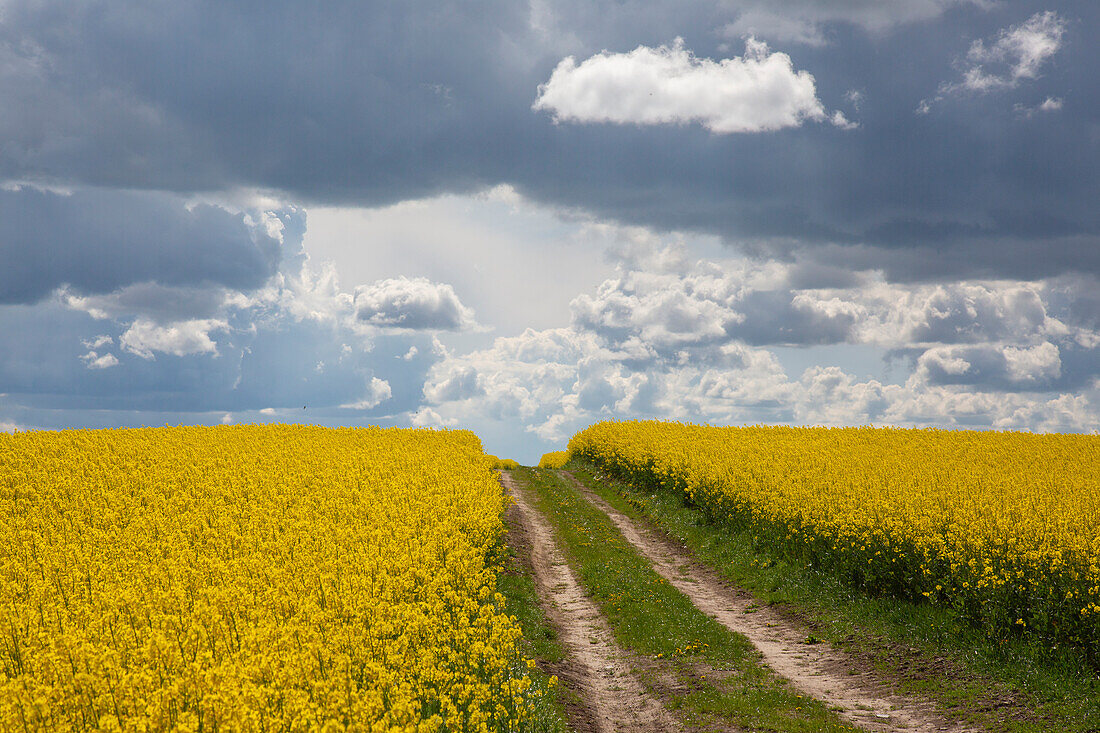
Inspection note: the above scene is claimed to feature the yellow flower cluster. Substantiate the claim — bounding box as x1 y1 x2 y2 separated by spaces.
536 452 569 470
569 420 1100 656
0 425 537 731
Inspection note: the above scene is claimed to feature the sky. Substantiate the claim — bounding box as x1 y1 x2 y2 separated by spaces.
2 0 1098 462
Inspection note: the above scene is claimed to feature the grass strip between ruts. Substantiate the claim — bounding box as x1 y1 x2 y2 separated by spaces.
510 466 864 732
567 460 1100 733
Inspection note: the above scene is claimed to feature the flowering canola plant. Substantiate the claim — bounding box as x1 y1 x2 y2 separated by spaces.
0 424 539 731
536 453 569 470
569 420 1100 657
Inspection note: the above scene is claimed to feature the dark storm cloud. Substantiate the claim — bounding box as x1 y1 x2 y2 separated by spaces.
782 235 1100 284
0 0 537 199
2 0 1097 282
0 187 281 303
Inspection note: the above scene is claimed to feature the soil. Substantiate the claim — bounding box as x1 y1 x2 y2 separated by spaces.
500 471 681 733
562 470 983 733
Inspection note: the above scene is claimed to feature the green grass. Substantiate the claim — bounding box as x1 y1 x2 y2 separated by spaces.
495 511 572 733
510 466 862 732
566 460 1100 733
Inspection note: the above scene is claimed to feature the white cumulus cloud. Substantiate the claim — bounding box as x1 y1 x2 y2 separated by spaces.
533 37 846 134
120 319 227 359
1003 342 1061 383
340 377 393 410
354 277 477 331
795 366 897 426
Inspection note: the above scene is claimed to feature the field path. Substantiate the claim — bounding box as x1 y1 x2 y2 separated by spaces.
562 470 980 733
501 471 680 733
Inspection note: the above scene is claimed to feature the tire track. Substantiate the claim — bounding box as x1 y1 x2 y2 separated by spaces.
562 470 980 733
501 471 680 733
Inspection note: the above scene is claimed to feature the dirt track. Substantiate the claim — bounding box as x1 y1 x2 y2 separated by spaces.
500 472 679 733
562 470 980 733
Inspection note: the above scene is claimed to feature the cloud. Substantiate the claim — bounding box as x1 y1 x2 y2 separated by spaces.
960 11 1066 91
787 234 1100 287
794 280 1073 348
881 380 1098 433
721 0 985 47
419 321 795 440
354 277 478 331
1 2 1098 447
570 242 858 351
1015 95 1063 117
528 0 984 54
120 319 227 359
9 201 1081 446
1004 342 1062 382
424 321 1098 440
0 204 440 418
914 342 1063 390
0 2 1096 284
422 365 484 404
567 241 1095 358
921 11 1066 109
339 377 393 410
420 248 822 439
0 187 283 304
421 327 604 438
723 8 834 47
533 38 843 134
420 240 1100 440
410 406 457 428
795 366 896 425
79 351 119 370
82 335 114 350
63 283 235 323
568 242 1090 356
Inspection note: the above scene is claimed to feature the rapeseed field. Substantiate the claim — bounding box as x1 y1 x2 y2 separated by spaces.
0 424 538 731
569 420 1100 658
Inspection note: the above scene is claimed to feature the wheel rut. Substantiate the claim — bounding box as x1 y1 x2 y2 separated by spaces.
562 470 981 733
501 471 680 733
